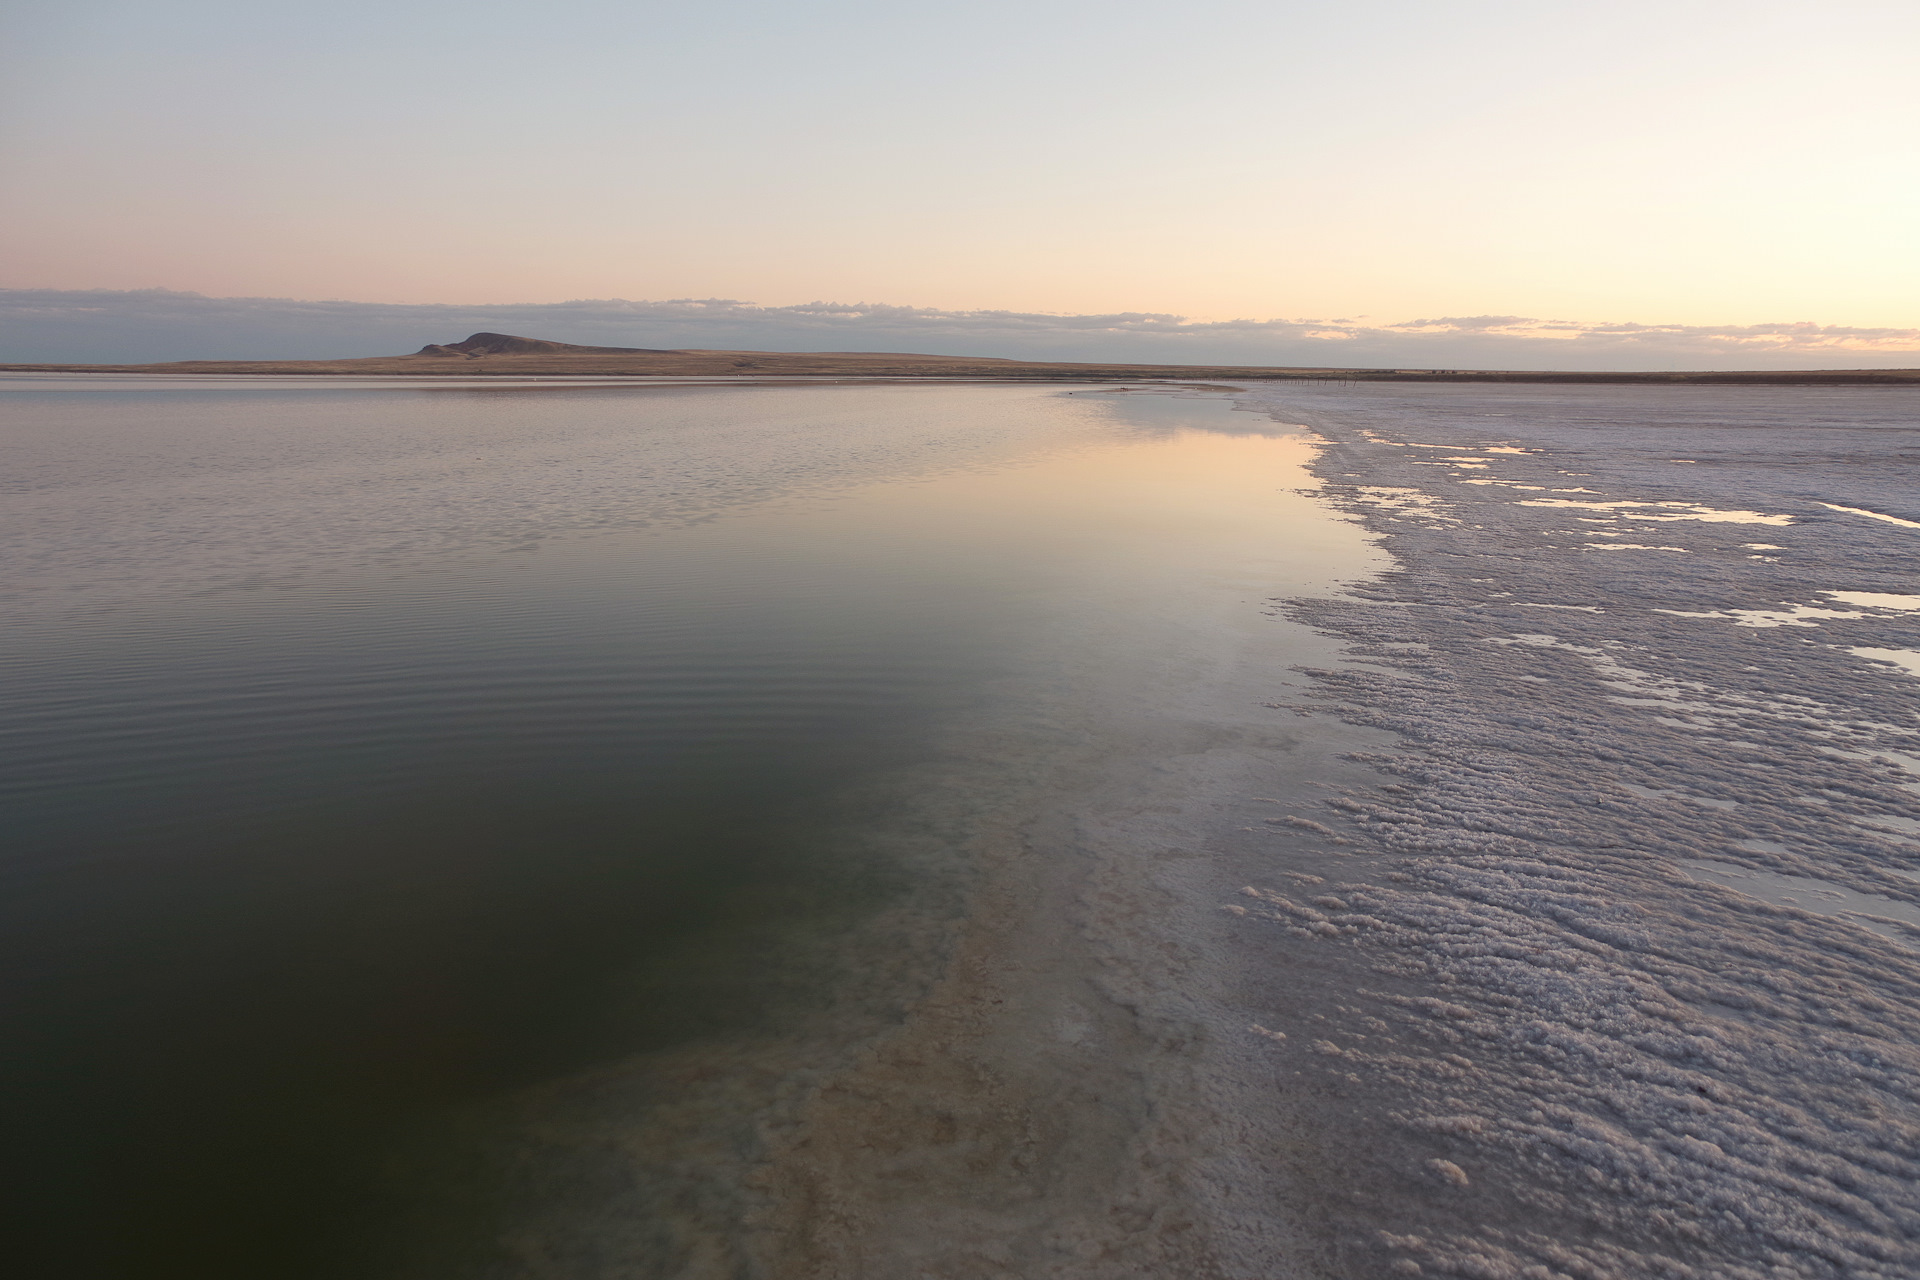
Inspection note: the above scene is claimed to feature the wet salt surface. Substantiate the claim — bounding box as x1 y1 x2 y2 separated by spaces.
1230 382 1920 1279
1680 859 1920 940
1851 648 1920 679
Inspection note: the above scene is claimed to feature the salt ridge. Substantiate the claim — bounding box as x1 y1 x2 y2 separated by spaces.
1233 382 1920 1279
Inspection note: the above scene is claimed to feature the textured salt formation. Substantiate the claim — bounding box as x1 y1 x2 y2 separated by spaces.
1226 384 1920 1279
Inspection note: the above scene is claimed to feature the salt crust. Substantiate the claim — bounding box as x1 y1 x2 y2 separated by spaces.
1236 384 1920 1280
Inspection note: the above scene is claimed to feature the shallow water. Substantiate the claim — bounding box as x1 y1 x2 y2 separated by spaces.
0 378 1377 1277
1681 858 1920 938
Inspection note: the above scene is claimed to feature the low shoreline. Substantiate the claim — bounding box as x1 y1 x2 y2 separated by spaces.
718 412 1395 1277
4 355 1917 386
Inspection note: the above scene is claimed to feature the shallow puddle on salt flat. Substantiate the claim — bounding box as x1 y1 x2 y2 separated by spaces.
1820 503 1920 530
1851 648 1920 678
1828 591 1920 612
1516 498 1795 525
1681 859 1920 941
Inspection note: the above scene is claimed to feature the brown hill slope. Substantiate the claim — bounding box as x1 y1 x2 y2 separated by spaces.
4 335 1917 385
415 332 678 357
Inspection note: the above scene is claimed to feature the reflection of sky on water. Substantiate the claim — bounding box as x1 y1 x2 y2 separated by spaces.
0 378 1381 1277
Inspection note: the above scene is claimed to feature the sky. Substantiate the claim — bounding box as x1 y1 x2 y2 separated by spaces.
2 0 1917 367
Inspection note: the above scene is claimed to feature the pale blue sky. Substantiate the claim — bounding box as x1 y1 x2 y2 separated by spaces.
2 0 1916 352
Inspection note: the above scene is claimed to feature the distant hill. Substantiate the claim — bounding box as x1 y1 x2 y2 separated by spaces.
416 332 678 357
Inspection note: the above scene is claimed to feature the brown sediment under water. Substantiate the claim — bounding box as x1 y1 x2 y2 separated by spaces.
0 378 1386 1278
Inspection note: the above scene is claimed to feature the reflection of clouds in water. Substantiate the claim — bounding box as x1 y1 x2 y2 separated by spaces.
1071 386 1315 440
0 383 1150 620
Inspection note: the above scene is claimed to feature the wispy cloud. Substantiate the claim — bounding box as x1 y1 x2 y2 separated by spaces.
3 289 1916 370
1385 313 1920 356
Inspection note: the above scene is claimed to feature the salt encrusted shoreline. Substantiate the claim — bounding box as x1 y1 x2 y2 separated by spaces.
1228 384 1920 1279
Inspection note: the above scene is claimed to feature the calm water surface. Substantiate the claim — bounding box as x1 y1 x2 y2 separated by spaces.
0 379 1374 1277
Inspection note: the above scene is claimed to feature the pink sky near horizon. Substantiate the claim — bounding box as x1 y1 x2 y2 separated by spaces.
2 0 1916 339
